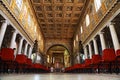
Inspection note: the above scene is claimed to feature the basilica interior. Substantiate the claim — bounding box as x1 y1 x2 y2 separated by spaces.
0 0 120 80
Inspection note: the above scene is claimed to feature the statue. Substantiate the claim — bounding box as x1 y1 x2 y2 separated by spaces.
31 40 38 63
32 40 38 53
79 40 84 54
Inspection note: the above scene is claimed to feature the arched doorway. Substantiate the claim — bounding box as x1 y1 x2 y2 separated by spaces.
46 44 70 72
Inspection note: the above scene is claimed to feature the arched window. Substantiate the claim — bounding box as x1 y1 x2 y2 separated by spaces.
23 5 27 17
86 14 90 27
16 0 23 9
28 15 31 26
80 26 83 33
6 0 11 5
47 55 50 63
76 35 78 41
39 35 41 40
94 0 101 12
34 26 37 32
74 40 76 47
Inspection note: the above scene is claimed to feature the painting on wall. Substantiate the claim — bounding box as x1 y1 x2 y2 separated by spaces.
16 0 23 10
28 15 31 27
21 5 27 25
13 7 20 17
6 0 11 5
104 0 113 9
97 10 103 19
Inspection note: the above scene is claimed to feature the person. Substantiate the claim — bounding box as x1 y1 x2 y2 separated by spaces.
61 67 65 72
50 67 54 72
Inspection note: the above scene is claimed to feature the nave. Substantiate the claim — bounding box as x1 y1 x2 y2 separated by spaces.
0 0 120 79
0 73 120 80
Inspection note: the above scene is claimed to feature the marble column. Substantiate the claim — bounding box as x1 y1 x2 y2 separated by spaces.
93 38 99 54
77 52 80 63
24 42 28 55
18 38 24 54
0 20 8 48
99 32 106 50
109 23 120 51
84 46 88 59
88 44 92 59
10 30 18 48
28 46 32 58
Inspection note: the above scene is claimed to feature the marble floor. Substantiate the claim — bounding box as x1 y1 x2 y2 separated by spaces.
0 73 120 80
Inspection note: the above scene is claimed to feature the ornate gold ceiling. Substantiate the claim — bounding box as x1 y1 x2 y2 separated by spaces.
30 0 86 39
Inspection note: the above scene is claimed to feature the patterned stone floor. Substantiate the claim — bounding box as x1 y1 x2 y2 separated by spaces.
0 73 120 80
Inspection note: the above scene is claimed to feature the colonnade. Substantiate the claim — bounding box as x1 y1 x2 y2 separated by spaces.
84 23 120 59
0 16 32 58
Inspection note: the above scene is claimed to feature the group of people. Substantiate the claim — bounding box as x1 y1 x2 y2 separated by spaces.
50 67 65 73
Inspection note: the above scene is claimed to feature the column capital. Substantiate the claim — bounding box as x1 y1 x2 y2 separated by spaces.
93 37 97 41
83 45 86 48
93 38 97 42
30 46 33 49
88 43 91 46
19 37 24 41
107 22 115 26
12 30 18 34
1 20 10 26
26 42 29 46
0 19 7 23
99 31 104 35
13 30 18 33
6 20 9 24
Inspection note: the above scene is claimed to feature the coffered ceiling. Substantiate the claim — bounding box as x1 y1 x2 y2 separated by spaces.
30 0 86 39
